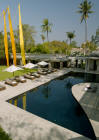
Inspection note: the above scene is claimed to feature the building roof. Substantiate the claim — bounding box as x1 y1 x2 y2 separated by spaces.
89 51 99 57
10 53 70 62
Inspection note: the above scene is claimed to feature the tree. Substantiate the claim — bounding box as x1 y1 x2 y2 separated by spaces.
66 31 75 45
48 40 71 55
14 24 36 53
87 41 97 52
40 34 45 43
41 18 52 42
81 41 96 55
70 41 78 48
0 31 5 58
77 0 93 55
91 27 99 46
0 31 7 65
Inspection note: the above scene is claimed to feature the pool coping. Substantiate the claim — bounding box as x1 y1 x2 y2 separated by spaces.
72 83 99 139
0 69 91 140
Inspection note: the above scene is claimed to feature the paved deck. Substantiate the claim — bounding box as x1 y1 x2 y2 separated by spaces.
72 83 99 140
0 69 90 140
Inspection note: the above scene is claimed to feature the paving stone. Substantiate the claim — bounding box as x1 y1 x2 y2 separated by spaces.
72 83 99 138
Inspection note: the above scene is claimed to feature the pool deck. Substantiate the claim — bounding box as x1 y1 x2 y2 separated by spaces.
0 69 91 140
72 83 99 140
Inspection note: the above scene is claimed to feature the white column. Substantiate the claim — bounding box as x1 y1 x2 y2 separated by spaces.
48 62 52 70
20 59 22 65
60 62 63 69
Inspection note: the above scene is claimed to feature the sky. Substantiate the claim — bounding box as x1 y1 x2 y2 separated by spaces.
0 0 99 46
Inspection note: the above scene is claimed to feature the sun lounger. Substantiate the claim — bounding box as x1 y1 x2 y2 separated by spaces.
51 69 57 72
42 68 48 72
37 70 47 75
42 68 52 73
47 70 52 74
15 76 27 83
38 68 48 75
84 85 97 93
37 67 57 75
5 79 18 86
24 74 35 80
30 72 40 78
0 84 6 91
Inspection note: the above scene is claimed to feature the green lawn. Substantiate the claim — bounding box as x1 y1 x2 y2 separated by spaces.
0 66 37 81
0 127 12 140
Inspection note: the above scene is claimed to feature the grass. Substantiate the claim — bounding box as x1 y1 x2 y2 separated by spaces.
0 127 12 140
0 66 37 81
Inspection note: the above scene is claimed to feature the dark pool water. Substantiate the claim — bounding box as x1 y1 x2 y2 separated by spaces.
8 73 97 140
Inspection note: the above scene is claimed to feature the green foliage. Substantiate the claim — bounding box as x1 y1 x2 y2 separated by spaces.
41 18 52 42
66 31 75 44
91 27 99 45
41 19 52 32
7 32 12 54
0 127 12 140
30 40 72 55
77 0 94 55
81 41 97 55
0 31 5 59
70 41 78 48
86 41 97 52
40 34 45 43
31 43 49 54
77 0 93 23
14 24 36 53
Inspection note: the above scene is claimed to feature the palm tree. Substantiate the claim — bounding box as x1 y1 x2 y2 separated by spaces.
40 34 45 43
66 31 75 45
77 0 93 55
41 18 52 42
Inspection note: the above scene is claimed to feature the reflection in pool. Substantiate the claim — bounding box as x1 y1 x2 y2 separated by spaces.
8 74 96 140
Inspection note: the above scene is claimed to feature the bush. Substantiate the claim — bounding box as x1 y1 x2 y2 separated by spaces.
26 40 73 55
31 43 50 54
0 127 12 140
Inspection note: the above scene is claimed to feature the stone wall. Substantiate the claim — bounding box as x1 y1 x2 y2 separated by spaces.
89 60 94 71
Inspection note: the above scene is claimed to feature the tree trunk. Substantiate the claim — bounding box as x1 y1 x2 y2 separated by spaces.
85 20 87 42
70 38 71 45
84 19 87 56
47 30 49 42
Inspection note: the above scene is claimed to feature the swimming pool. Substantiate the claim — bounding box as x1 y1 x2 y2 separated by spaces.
8 73 97 140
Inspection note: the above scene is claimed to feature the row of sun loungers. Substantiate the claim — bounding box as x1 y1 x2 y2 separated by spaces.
4 75 27 87
0 68 57 90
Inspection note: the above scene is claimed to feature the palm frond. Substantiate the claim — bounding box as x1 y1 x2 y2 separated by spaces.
80 15 84 23
77 0 93 23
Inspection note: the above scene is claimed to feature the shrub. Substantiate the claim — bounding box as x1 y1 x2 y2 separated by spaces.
0 127 12 140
